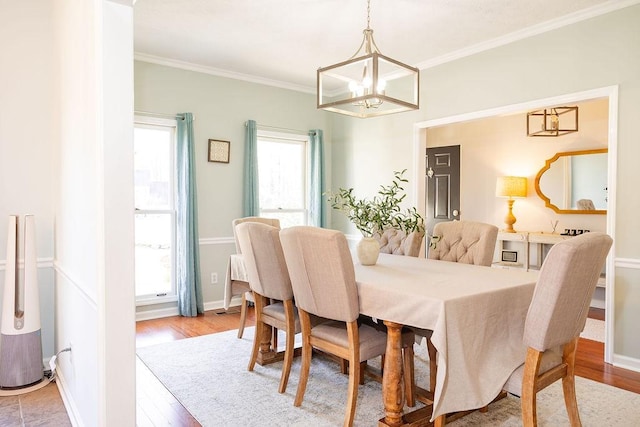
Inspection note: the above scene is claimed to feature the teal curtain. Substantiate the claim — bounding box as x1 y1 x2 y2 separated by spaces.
309 129 326 227
176 113 204 317
243 120 259 216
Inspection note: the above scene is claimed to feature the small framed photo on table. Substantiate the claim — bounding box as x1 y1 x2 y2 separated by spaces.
501 250 518 263
208 139 230 163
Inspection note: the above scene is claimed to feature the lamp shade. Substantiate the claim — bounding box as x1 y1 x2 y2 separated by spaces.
496 176 527 199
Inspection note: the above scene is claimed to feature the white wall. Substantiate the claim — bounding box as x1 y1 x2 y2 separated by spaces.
53 0 136 425
134 61 330 316
0 0 56 372
330 5 640 367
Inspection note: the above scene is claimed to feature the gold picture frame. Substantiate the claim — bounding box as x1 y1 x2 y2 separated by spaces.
208 139 230 163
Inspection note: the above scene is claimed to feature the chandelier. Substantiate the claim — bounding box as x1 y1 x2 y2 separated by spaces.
317 0 420 118
527 106 579 137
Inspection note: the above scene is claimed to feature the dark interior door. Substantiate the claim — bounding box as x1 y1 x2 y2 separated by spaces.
425 145 461 237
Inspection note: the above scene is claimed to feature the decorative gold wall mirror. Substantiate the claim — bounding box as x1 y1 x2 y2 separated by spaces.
535 148 607 214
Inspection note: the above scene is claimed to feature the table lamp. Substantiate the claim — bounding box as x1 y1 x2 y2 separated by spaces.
496 176 527 233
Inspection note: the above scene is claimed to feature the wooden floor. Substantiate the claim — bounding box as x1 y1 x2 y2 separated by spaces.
135 307 640 427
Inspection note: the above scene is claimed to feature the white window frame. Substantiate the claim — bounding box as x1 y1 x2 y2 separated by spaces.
257 130 310 226
134 116 178 306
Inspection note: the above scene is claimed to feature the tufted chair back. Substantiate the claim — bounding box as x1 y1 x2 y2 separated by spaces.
428 221 498 266
376 229 425 257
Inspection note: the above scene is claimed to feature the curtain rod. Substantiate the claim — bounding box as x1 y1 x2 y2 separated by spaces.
245 121 307 135
134 110 194 120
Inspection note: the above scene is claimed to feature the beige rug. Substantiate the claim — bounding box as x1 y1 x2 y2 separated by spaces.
580 318 605 342
137 328 639 426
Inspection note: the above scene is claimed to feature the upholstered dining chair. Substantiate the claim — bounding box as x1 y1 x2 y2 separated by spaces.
427 220 498 266
502 231 612 427
418 220 499 395
235 222 299 394
376 228 425 257
230 216 281 338
280 226 415 427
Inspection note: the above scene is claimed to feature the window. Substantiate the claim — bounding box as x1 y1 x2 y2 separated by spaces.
257 131 309 228
134 117 177 303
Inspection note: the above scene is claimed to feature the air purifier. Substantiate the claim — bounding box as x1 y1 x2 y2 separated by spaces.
0 215 44 388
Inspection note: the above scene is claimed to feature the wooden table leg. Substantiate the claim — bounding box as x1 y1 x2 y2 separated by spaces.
380 320 405 426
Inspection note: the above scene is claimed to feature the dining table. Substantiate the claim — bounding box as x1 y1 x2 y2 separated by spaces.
223 254 249 310
355 253 539 426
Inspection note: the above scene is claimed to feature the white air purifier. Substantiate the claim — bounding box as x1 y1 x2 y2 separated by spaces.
0 215 44 388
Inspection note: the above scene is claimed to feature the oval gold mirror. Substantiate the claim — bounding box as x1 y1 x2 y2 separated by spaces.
534 148 607 214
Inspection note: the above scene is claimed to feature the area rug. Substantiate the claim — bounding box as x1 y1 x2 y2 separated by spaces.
137 328 639 426
580 318 605 342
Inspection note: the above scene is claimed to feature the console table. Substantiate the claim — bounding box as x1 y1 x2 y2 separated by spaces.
495 231 573 270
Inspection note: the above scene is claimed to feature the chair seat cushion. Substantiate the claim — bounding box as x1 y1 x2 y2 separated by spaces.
312 321 388 362
503 347 562 396
262 302 301 332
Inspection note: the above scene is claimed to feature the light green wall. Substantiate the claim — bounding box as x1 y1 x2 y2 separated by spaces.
331 5 640 362
134 61 329 308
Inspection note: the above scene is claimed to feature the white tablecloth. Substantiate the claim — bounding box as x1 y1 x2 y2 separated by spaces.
354 253 538 419
223 254 249 310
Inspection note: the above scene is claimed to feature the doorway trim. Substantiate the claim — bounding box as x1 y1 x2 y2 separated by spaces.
412 85 618 363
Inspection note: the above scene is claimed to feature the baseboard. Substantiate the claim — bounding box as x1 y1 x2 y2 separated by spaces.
136 306 179 321
55 368 82 427
612 353 640 373
135 297 244 321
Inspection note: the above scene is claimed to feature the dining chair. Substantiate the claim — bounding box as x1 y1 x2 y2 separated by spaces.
235 222 299 394
280 226 415 427
502 231 612 427
418 220 498 395
427 220 498 266
376 228 425 257
230 216 281 339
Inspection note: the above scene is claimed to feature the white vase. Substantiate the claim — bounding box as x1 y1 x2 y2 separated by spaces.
356 236 380 266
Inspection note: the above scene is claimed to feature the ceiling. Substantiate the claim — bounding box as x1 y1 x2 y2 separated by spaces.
133 0 632 93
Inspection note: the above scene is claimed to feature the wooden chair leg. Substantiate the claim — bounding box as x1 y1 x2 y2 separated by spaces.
562 338 582 427
278 301 296 394
237 292 248 339
294 311 313 407
359 361 366 385
340 358 349 375
344 322 360 427
247 318 262 371
294 341 311 407
521 347 543 427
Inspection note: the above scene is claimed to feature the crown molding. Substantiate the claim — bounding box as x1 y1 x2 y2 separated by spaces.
134 52 316 95
416 0 640 71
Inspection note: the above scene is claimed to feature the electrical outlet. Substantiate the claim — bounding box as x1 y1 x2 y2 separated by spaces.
210 273 218 284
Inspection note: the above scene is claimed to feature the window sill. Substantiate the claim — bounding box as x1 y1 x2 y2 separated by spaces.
136 294 178 307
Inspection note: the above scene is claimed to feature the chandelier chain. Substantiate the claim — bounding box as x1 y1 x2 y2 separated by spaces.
366 0 371 29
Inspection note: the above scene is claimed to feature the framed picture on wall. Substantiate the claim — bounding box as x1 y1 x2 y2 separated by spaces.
208 139 230 163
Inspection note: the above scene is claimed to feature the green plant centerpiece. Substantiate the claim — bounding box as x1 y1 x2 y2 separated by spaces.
326 170 425 265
